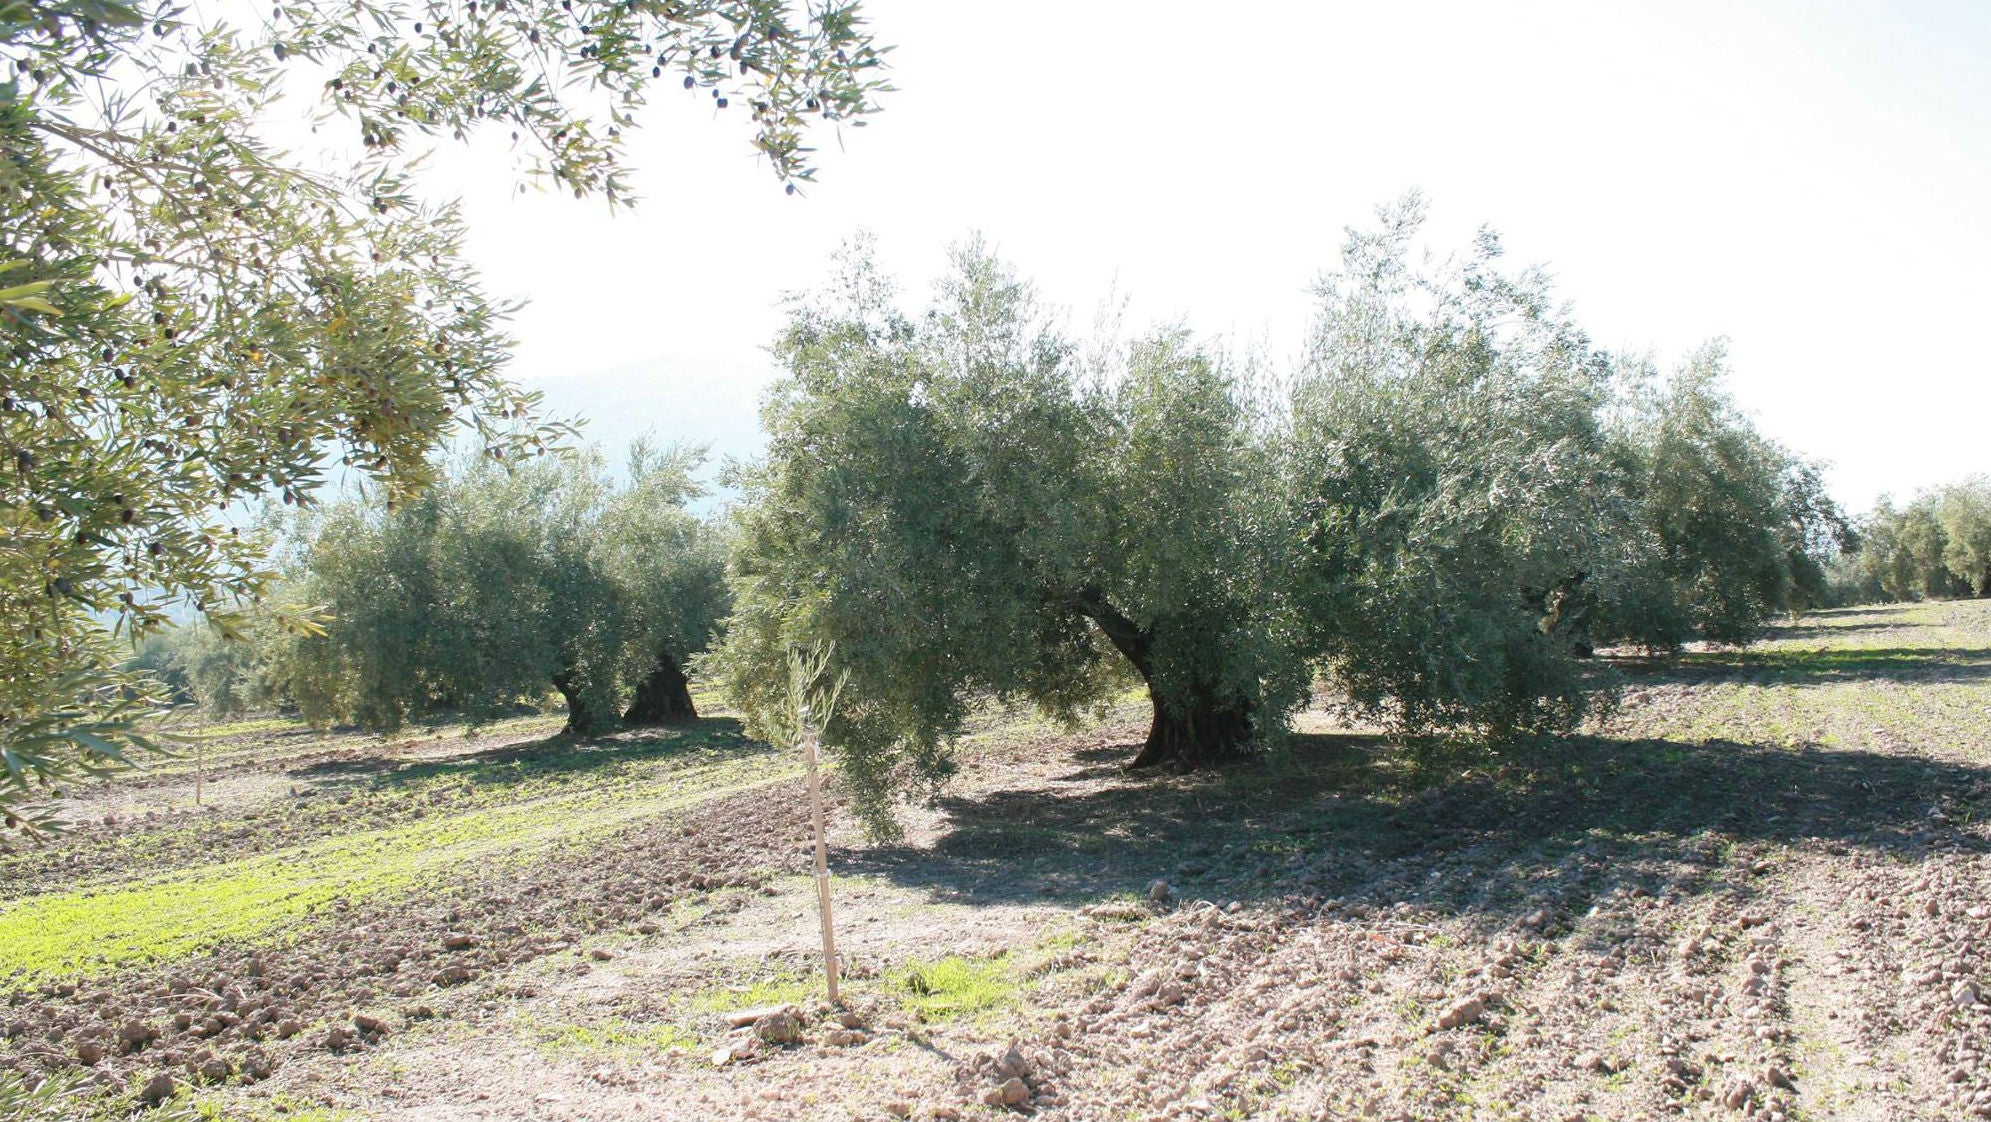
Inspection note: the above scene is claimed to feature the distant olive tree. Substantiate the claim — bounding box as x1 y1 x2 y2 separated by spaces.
128 621 282 717
605 441 731 724
276 445 726 734
1597 346 1845 649
1851 480 1991 601
1937 478 1991 597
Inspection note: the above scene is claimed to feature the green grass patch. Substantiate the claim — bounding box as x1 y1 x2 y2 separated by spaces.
688 972 819 1015
182 716 307 740
0 755 801 982
891 954 1017 1021
537 1019 698 1056
1033 926 1083 953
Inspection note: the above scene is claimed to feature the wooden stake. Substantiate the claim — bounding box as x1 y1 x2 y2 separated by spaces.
194 709 205 808
802 719 840 1002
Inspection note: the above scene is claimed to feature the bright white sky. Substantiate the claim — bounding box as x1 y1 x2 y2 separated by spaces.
408 0 1987 511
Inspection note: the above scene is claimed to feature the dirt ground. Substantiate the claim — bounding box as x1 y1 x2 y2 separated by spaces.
4 601 1990 1121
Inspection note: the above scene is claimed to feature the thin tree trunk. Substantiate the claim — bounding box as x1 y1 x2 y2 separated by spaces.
1070 587 1256 771
801 721 840 1002
623 652 698 725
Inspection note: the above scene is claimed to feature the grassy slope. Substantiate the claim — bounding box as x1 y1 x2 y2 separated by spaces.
0 739 800 982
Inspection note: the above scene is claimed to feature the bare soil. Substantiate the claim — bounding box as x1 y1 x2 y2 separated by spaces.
4 601 1990 1122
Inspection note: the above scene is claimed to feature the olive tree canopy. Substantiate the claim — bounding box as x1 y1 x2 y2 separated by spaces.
1852 478 1991 602
713 213 1857 831
1600 346 1848 648
1286 199 1624 738
708 239 1304 833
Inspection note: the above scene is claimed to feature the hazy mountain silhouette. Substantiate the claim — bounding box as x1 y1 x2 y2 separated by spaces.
520 355 773 508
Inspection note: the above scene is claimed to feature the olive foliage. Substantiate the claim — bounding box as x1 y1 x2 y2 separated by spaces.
716 213 1854 831
1600 347 1848 648
1853 478 1991 601
1288 202 1627 739
276 445 726 735
127 617 283 717
707 239 1304 833
1 0 885 833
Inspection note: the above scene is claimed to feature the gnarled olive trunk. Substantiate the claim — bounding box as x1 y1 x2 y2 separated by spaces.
624 652 698 725
1071 588 1255 771
1128 691 1256 770
551 669 605 736
1525 570 1597 658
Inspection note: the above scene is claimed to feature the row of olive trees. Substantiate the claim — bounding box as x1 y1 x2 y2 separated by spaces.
1836 479 1991 602
167 206 1843 835
194 443 728 736
705 206 1845 833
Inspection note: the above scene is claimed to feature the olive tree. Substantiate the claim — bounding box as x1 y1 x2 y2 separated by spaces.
1854 480 1991 601
1286 201 1625 738
1857 496 1952 602
603 440 729 724
1602 348 1847 648
128 619 282 716
1937 478 1991 597
708 239 1304 831
1 0 886 832
278 445 726 734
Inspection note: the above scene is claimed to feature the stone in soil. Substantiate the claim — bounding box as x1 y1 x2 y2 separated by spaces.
823 1028 870 1046
117 1020 157 1049
996 1041 1031 1080
726 1003 797 1028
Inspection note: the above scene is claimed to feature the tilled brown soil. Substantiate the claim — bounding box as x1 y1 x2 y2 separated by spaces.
1032 770 1991 1121
188 723 1986 1122
8 602 1990 1122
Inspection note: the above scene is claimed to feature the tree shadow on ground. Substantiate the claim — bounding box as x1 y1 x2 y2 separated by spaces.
287 717 770 793
1608 646 1991 688
846 730 1991 937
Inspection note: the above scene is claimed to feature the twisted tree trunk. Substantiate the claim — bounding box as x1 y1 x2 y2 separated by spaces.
623 652 698 725
1525 570 1597 658
551 669 604 736
1070 588 1255 771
